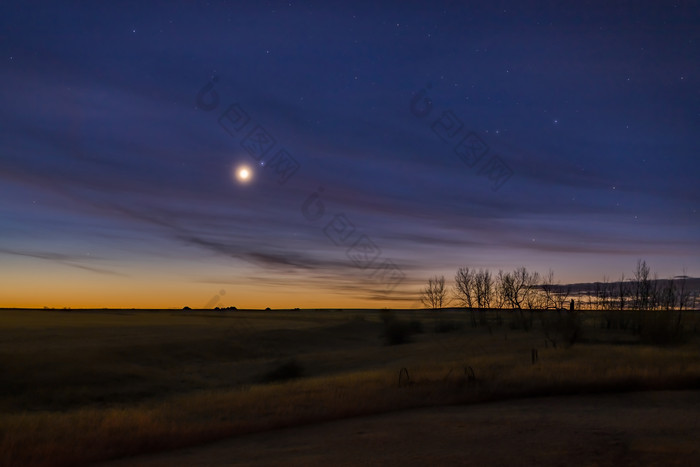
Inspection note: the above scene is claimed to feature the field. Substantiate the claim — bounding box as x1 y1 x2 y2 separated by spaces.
1 307 699 466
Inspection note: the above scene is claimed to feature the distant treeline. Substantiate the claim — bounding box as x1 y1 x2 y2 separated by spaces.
421 260 699 311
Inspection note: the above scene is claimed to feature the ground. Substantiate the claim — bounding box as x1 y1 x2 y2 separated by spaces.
1 308 699 466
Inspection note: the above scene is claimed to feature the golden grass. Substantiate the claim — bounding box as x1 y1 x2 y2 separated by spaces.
1 308 699 466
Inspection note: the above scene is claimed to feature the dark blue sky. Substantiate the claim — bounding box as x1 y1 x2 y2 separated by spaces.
1 1 698 308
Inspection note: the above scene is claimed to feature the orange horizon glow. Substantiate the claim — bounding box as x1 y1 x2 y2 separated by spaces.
3 253 696 311
0 265 415 310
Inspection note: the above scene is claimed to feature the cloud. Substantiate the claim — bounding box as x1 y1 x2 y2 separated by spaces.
0 248 126 276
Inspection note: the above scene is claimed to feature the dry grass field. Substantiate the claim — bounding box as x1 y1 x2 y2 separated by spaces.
1 307 699 466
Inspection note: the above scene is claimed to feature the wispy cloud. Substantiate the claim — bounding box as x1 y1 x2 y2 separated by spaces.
0 248 126 276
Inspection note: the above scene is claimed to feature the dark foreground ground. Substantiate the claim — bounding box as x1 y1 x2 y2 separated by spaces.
101 390 700 466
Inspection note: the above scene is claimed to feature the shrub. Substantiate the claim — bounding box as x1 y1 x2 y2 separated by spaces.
407 319 424 334
260 359 304 383
434 320 462 333
380 310 414 345
639 311 684 345
541 310 582 348
557 310 582 347
508 312 532 331
384 321 410 345
600 309 633 330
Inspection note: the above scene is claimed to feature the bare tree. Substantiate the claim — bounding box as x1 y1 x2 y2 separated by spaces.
495 267 539 330
676 269 690 312
649 273 662 310
499 267 539 329
660 277 676 311
498 270 517 308
508 266 539 310
538 269 571 310
540 269 561 309
421 275 447 310
493 270 504 308
605 277 617 310
525 269 541 309
474 269 493 308
595 275 615 311
671 270 692 332
633 259 651 310
617 273 629 311
554 284 571 309
453 267 475 308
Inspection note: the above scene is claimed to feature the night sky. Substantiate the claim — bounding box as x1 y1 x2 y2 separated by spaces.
1 1 698 309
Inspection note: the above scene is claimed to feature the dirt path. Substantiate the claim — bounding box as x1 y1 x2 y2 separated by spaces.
100 391 700 466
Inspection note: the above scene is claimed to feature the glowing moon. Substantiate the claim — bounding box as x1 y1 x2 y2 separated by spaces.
235 166 252 183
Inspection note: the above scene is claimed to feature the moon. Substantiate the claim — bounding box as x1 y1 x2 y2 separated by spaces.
235 165 252 183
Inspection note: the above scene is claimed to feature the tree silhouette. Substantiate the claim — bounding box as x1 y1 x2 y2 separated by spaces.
420 275 447 310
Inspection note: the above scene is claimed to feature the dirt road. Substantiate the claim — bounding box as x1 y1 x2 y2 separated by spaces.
101 391 700 466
